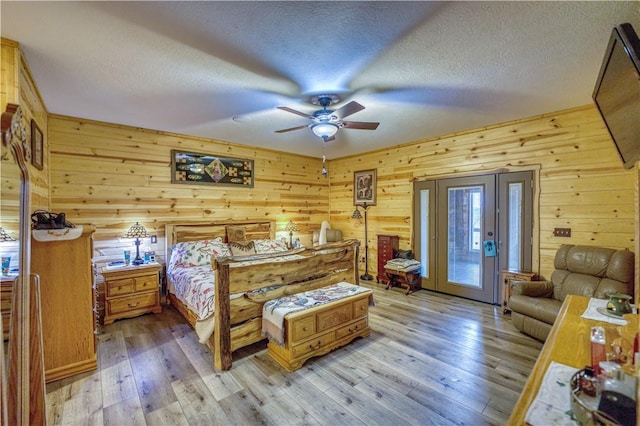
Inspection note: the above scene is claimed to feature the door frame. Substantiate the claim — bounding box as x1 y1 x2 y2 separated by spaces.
411 167 540 303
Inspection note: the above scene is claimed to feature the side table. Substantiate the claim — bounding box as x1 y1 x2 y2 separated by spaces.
101 263 162 324
501 269 537 314
385 267 421 295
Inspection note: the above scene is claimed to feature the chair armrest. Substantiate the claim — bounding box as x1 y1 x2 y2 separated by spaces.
510 280 553 298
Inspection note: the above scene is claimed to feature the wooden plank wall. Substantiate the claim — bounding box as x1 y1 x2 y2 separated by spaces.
1 38 48 270
326 105 637 289
4 36 638 301
47 115 330 267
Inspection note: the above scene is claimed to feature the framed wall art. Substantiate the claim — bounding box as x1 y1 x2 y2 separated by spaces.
30 119 43 170
354 169 376 206
171 150 254 187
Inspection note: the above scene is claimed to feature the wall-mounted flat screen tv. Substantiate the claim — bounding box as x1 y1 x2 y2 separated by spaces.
592 23 640 170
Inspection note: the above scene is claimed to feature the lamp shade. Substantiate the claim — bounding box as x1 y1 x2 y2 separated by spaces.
311 123 338 139
0 227 16 243
284 220 298 233
123 222 149 239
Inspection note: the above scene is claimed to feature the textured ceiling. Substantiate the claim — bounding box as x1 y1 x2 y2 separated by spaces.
2 1 639 159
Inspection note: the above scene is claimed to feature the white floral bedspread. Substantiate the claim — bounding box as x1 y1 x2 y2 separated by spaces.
167 253 306 321
167 265 217 320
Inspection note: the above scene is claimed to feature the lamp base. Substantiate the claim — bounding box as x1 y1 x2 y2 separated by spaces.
132 258 144 266
360 273 373 281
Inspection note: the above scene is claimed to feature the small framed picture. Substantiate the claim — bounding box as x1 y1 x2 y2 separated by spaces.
354 169 376 206
30 119 43 170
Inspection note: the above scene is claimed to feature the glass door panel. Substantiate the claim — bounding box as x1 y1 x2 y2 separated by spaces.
437 175 496 303
413 180 436 290
446 185 482 288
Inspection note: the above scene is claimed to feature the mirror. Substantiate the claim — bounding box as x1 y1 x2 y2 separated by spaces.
0 123 20 274
1 104 46 424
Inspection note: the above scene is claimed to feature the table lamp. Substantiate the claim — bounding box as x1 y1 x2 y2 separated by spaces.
123 222 148 265
285 220 298 249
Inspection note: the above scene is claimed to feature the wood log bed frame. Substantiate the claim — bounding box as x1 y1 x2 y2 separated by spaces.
165 221 360 370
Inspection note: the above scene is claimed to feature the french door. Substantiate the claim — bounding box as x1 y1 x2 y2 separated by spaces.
413 171 532 304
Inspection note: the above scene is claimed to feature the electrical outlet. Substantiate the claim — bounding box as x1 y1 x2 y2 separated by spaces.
150 235 158 244
361 257 366 263
553 228 571 237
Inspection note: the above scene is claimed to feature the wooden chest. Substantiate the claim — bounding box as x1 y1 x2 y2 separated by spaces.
267 289 372 372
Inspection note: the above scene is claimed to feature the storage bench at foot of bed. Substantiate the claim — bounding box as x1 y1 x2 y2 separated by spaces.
266 288 372 372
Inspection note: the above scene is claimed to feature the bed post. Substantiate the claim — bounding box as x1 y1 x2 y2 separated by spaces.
213 260 232 370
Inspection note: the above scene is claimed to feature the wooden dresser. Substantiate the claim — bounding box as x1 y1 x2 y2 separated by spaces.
31 227 97 383
101 263 162 325
376 235 399 284
0 275 16 340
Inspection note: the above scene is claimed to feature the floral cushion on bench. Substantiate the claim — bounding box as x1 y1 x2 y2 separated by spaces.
262 282 373 346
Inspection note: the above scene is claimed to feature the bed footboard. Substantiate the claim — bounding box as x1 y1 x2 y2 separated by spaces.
212 239 360 370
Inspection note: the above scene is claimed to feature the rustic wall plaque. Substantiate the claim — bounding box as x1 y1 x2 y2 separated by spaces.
171 150 254 187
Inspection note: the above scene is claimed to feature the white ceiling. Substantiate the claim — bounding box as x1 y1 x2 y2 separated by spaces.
2 1 639 159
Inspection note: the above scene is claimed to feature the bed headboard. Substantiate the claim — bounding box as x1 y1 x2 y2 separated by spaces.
165 220 276 261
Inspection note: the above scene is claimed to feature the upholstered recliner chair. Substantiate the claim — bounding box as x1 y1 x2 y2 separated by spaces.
508 244 634 341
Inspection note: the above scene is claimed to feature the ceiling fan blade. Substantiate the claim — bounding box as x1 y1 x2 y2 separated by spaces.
324 135 336 142
275 124 309 133
333 101 365 119
277 106 313 119
341 120 380 130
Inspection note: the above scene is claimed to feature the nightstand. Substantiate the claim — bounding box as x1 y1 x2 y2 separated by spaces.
101 263 162 324
501 269 537 314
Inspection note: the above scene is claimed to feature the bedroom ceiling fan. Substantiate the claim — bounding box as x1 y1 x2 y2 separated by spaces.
275 95 380 142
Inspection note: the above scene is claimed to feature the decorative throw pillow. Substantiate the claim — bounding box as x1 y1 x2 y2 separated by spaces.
169 238 230 268
229 240 256 256
253 239 288 254
226 225 246 242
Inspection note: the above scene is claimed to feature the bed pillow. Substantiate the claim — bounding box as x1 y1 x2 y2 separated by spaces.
170 237 231 268
226 225 246 242
229 240 256 256
253 239 289 254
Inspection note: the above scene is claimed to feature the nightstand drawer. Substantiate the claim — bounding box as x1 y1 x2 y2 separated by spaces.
107 292 157 315
135 274 158 292
107 279 134 296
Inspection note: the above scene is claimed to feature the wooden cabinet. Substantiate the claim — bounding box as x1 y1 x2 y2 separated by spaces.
101 263 162 325
0 275 16 340
501 269 537 314
376 235 399 284
267 290 372 372
31 227 96 383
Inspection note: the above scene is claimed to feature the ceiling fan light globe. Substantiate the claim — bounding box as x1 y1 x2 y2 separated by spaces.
311 123 338 139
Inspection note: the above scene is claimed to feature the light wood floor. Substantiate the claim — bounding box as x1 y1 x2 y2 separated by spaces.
45 283 543 425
